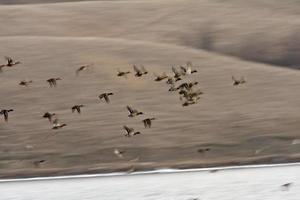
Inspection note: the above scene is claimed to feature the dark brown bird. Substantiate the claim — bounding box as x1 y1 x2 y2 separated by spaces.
99 93 114 103
3 56 21 67
72 105 84 113
154 72 168 81
47 78 61 87
133 65 148 77
142 118 156 128
43 112 56 122
117 69 130 77
197 148 211 153
126 106 143 117
76 65 90 76
232 76 246 86
123 125 141 137
52 119 67 129
19 80 33 87
0 109 14 122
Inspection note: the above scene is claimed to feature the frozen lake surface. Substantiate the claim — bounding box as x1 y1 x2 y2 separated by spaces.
0 163 299 200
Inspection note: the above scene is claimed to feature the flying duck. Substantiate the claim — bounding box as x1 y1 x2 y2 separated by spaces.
123 125 141 137
72 105 84 113
43 112 56 122
114 148 125 158
126 106 143 117
197 148 211 153
172 66 183 81
168 83 177 92
177 82 198 91
180 61 197 75
3 56 21 67
117 69 130 77
166 77 175 85
19 80 33 87
52 119 67 129
0 109 14 122
99 92 114 103
142 118 156 128
232 76 246 86
76 65 90 76
47 78 61 87
154 72 168 81
133 65 148 77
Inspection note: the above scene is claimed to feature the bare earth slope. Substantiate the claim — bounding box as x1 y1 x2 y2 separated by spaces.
0 0 300 178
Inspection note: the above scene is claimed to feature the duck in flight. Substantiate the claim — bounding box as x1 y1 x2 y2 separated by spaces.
114 148 125 158
71 105 84 114
154 72 168 81
133 65 148 77
76 65 90 76
43 112 56 122
171 66 183 81
180 61 197 75
117 69 130 77
99 92 114 103
47 78 61 87
0 109 14 122
123 125 141 137
52 119 67 129
232 76 246 86
19 80 33 87
3 56 21 67
142 118 156 128
126 106 143 117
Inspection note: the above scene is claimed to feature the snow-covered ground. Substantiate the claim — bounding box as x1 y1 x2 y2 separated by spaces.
0 163 299 200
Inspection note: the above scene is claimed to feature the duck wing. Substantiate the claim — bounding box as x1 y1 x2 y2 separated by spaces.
126 106 134 114
133 65 141 73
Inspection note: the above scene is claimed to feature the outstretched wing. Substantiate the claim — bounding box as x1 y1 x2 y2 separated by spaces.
180 66 187 73
172 66 179 75
103 95 110 103
141 65 147 73
133 65 140 73
126 106 134 114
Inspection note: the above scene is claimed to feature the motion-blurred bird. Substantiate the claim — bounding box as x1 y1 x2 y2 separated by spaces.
180 61 197 75
19 80 33 87
126 106 143 117
133 65 148 77
3 56 21 67
33 160 46 168
142 118 156 128
71 105 84 114
43 112 56 122
232 76 246 86
99 93 114 103
47 78 61 87
123 125 141 137
76 65 90 76
52 119 67 129
0 109 13 122
154 72 168 81
281 182 293 191
117 69 130 77
172 66 183 81
114 149 125 158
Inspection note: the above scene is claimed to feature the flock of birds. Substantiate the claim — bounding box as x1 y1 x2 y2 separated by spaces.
0 57 247 137
0 56 248 166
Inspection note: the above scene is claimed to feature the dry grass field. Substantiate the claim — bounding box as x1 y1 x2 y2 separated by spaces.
0 0 300 178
